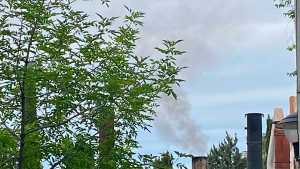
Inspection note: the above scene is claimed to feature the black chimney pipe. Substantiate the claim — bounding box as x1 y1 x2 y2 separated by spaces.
246 113 263 169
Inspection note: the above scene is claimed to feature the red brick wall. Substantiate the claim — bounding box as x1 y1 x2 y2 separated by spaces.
275 128 290 169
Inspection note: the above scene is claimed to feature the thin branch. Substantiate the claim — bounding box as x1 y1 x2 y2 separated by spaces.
49 157 65 169
25 112 81 135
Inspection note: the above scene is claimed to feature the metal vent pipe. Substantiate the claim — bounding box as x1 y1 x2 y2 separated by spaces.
246 113 263 169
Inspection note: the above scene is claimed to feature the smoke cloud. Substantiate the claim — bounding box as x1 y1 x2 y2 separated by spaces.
155 88 207 155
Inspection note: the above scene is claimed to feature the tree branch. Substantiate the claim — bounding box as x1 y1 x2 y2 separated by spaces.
25 111 81 136
49 157 65 169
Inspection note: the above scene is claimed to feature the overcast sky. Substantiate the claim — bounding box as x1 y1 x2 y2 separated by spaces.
76 0 295 168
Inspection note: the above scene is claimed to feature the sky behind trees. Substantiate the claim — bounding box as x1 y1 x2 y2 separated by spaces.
77 0 295 166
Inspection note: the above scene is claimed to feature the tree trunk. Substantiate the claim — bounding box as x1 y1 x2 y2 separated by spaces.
17 63 41 169
98 109 116 169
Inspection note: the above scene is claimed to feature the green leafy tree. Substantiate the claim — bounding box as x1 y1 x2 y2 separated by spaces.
207 132 246 169
153 152 174 169
140 151 188 169
0 128 17 168
0 0 185 168
61 135 95 169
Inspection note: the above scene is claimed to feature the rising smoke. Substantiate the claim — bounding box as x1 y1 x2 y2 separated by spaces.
154 87 207 155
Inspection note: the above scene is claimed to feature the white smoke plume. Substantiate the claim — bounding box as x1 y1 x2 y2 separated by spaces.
154 87 207 155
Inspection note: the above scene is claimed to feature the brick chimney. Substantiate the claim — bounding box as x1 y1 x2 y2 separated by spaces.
273 108 290 169
274 128 290 169
192 156 207 169
289 96 297 113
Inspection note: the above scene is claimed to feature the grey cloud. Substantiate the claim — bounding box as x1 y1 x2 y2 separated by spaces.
77 0 288 76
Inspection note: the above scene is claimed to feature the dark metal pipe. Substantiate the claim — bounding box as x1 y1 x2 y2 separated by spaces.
294 142 299 160
246 113 263 169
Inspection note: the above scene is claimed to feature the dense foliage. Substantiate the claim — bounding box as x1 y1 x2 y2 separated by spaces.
0 0 185 168
207 133 246 169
